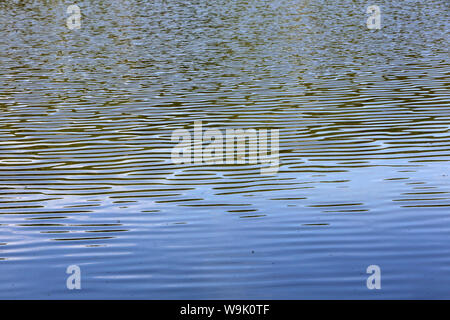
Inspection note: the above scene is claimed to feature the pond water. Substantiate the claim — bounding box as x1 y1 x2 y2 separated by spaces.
0 0 449 299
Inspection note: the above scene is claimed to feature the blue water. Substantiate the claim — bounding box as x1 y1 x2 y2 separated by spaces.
0 0 449 299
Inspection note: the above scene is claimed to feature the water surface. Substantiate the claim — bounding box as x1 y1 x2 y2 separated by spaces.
0 0 449 299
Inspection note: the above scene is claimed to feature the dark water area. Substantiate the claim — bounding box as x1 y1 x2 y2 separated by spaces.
0 0 449 299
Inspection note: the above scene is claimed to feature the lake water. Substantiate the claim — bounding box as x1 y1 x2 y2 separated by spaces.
0 0 449 299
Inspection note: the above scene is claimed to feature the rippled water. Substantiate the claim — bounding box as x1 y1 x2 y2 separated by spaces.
0 0 449 299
